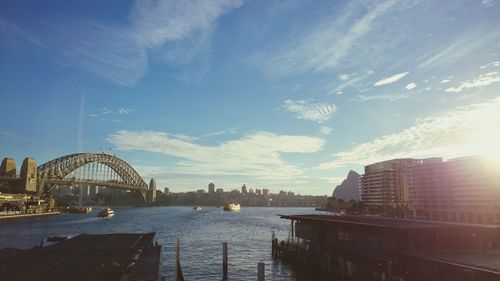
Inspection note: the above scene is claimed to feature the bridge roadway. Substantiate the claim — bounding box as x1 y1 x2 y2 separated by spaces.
44 179 139 191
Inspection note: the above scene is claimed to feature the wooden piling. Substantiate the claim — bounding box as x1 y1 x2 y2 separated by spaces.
257 262 265 281
222 242 228 280
271 231 275 256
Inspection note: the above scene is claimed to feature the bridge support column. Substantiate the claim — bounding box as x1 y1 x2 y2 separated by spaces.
20 158 37 193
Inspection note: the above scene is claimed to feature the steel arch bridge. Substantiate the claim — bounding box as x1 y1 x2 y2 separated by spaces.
37 153 151 202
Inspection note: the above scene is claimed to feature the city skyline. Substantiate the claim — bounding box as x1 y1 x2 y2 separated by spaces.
1 0 500 195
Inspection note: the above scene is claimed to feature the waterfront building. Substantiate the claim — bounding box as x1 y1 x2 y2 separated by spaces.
208 182 215 194
360 158 422 207
241 184 247 194
410 155 500 224
263 188 269 196
164 187 170 196
216 188 224 194
279 214 500 281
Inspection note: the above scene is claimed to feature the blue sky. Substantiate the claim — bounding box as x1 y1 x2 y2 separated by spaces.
1 0 500 195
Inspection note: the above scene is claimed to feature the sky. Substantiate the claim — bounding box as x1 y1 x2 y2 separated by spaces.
1 0 500 195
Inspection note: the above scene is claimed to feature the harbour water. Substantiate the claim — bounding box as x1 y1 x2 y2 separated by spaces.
0 206 317 281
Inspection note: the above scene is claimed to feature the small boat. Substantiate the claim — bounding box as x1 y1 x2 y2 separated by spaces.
97 207 114 218
40 234 77 248
223 203 240 211
193 206 202 211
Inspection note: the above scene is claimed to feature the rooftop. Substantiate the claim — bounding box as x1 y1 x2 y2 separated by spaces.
279 214 500 230
403 250 500 275
0 233 160 281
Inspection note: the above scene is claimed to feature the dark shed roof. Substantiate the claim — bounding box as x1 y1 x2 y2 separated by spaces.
279 214 500 231
0 233 160 281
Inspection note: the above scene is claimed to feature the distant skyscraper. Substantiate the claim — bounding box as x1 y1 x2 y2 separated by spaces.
208 182 215 194
164 187 170 196
241 184 248 194
148 178 157 202
263 189 269 196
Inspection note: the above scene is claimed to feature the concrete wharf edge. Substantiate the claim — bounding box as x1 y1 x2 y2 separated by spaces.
0 211 60 220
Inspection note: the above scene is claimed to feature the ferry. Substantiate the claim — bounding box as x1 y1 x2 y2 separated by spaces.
193 206 202 211
97 207 115 218
223 203 240 211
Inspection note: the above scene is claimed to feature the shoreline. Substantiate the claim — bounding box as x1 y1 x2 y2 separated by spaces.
0 212 60 221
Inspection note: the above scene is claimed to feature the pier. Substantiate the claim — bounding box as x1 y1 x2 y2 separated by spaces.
274 214 500 281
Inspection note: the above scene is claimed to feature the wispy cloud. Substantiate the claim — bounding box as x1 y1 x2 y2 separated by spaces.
373 72 409 86
117 108 134 114
353 93 410 102
319 126 333 135
45 0 243 86
0 17 45 47
482 0 497 7
480 61 500 69
201 127 240 138
108 130 325 182
0 131 33 143
417 31 493 69
328 70 374 95
319 96 500 169
445 72 500 93
255 1 399 76
283 99 337 123
89 107 134 117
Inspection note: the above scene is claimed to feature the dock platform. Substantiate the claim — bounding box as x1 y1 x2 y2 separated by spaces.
0 232 161 281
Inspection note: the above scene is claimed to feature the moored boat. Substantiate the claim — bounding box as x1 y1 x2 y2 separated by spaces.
223 203 240 211
97 207 114 218
68 206 92 213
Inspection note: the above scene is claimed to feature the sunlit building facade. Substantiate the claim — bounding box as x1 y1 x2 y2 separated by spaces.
360 158 421 207
410 156 500 224
361 155 500 224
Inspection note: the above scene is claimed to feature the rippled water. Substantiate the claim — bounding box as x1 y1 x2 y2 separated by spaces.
0 206 317 281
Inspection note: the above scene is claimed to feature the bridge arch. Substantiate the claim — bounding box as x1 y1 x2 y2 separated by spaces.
37 153 149 201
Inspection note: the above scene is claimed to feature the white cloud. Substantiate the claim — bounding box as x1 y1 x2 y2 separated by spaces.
118 108 134 114
319 126 333 135
405 82 417 90
373 72 409 86
108 130 325 182
445 72 500 93
339 74 350 81
318 97 500 169
440 79 451 83
255 1 399 75
283 99 337 123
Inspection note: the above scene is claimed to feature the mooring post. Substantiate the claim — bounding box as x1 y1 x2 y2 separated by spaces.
271 231 275 256
257 262 265 281
274 238 279 256
223 242 228 280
